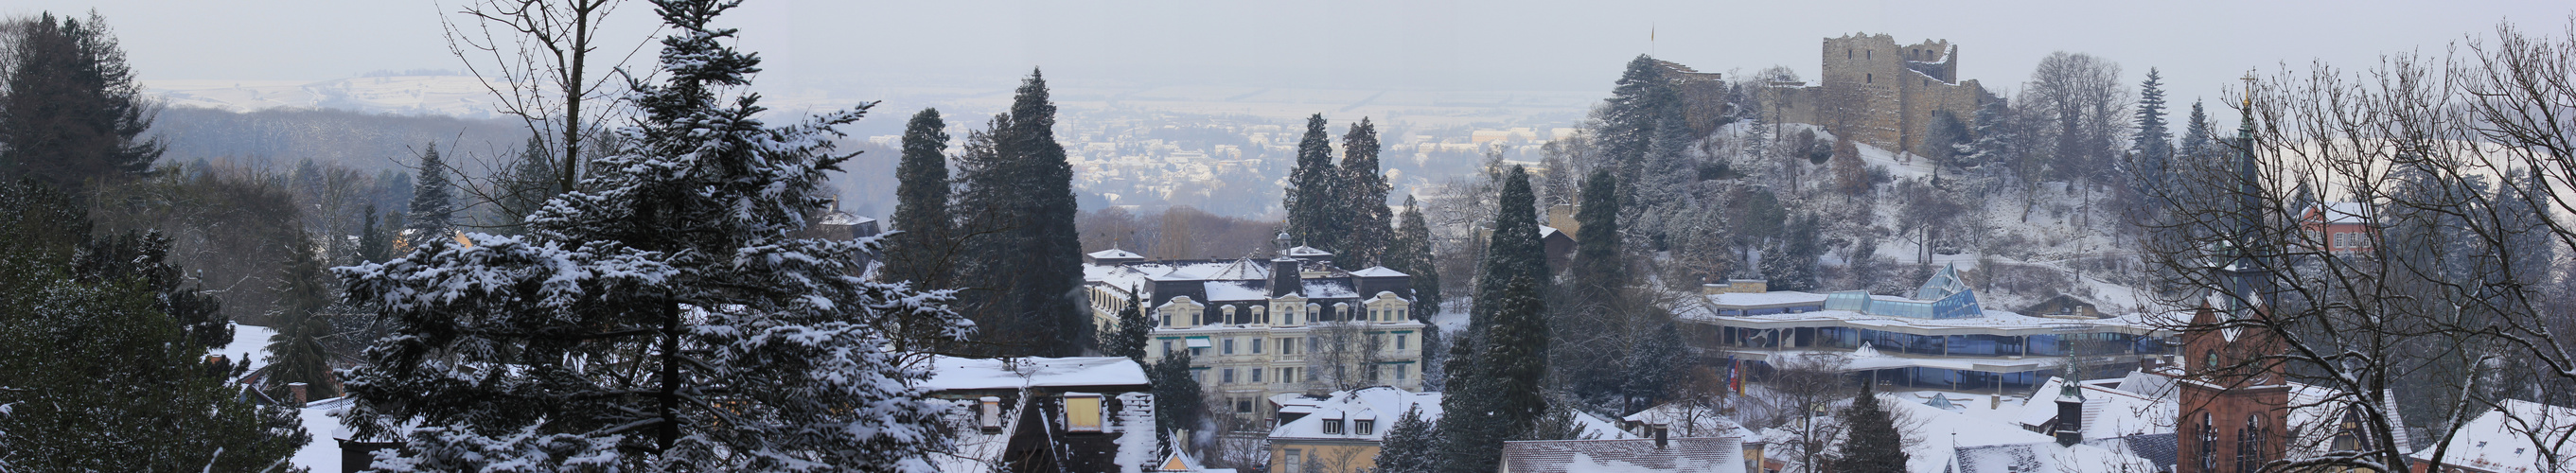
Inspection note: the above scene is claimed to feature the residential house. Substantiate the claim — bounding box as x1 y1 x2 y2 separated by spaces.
2408 399 2575 473
923 356 1157 473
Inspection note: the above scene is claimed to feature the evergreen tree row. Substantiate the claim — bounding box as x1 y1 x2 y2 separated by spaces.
1438 166 1552 473
1282 114 1400 268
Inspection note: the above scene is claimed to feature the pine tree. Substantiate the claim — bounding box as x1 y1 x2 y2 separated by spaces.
0 12 162 191
67 229 231 350
1284 114 1343 253
492 137 559 236
954 71 1089 357
264 236 340 400
1375 406 1438 473
403 142 456 246
2179 100 2215 163
1570 168 1624 304
1439 166 1550 473
1439 275 1549 473
1151 351 1205 444
1389 196 1442 320
335 1 969 467
1836 382 1908 473
1099 286 1153 362
1445 166 1547 389
883 108 953 289
1600 55 1673 185
2132 68 2174 205
0 182 303 470
358 204 391 264
1339 117 1393 268
1760 215 1823 291
1619 319 1684 412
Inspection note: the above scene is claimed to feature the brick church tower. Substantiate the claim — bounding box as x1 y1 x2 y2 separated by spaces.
2175 78 2291 473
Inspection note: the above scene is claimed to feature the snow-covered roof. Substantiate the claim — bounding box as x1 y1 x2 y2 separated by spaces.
1088 248 1144 259
1538 226 1566 239
1622 402 1757 439
1871 395 2156 473
2285 383 2412 457
819 212 874 226
1350 266 1408 277
918 356 1151 392
1286 245 1333 257
1500 437 1745 473
296 397 359 472
2410 399 2576 473
1951 439 2158 473
1205 258 1272 280
1269 387 1442 441
1680 307 2170 338
1204 281 1268 302
1702 290 1827 308
2306 201 2372 224
1301 279 1359 299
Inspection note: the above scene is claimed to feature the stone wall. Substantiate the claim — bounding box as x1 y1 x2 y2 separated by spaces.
1759 33 1990 158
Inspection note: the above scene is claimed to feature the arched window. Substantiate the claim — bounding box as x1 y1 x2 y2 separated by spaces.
1281 306 1296 325
1333 303 1350 322
1223 306 1237 325
2205 350 2220 372
1308 304 1322 322
2197 412 2217 473
2236 414 2267 473
1253 306 1268 325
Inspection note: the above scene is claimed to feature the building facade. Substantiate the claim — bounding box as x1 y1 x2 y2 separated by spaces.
1678 267 2176 394
1084 235 1426 424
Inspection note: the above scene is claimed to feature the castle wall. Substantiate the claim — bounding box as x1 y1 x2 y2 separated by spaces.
1761 33 1988 158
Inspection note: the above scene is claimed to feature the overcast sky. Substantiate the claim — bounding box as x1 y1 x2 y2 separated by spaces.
11 0 2571 113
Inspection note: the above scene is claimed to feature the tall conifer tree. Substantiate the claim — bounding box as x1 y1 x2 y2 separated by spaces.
404 143 457 244
954 70 1087 356
1439 166 1549 473
2132 68 2174 201
1284 114 1342 252
336 1 969 467
884 108 953 289
1340 117 1393 267
1837 382 1909 473
1376 406 1438 473
1571 168 1624 299
265 236 339 400
0 12 162 190
1388 196 1441 319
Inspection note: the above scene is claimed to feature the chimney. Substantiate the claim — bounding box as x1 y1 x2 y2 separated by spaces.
288 382 309 407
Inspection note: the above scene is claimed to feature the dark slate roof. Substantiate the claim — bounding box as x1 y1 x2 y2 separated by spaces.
2091 433 2178 473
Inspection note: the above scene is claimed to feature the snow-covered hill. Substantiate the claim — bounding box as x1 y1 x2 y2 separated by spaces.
145 76 505 117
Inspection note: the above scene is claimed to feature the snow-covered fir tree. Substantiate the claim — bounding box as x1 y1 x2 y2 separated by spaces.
403 142 456 242
1375 406 1438 473
333 0 968 469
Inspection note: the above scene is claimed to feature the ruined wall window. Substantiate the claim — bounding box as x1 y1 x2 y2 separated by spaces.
1867 74 1873 83
1867 49 1872 60
1847 48 1853 59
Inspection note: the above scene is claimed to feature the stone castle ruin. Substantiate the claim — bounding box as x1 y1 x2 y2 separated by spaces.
1759 33 1993 158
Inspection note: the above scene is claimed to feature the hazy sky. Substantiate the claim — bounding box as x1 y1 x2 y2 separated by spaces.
12 0 2572 114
